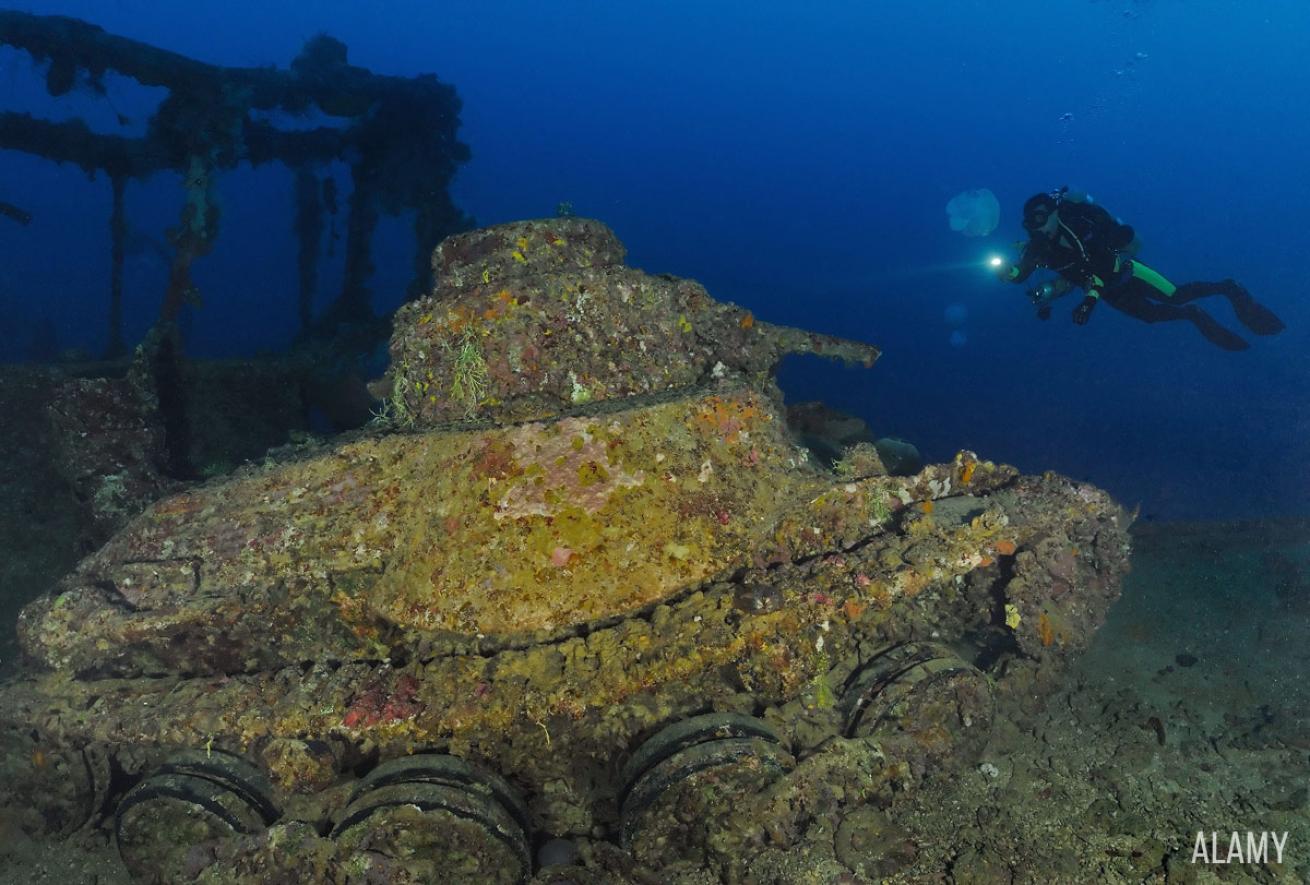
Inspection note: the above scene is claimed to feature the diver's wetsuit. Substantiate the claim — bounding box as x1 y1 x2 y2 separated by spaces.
1007 201 1284 350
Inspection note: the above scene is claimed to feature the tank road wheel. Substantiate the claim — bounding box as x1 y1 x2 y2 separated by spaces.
115 749 280 882
619 713 793 869
840 642 994 779
331 754 531 885
0 730 112 838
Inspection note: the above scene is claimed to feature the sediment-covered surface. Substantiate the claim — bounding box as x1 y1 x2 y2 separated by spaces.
0 355 315 668
2 519 1304 883
0 219 1157 882
385 217 877 427
0 368 84 668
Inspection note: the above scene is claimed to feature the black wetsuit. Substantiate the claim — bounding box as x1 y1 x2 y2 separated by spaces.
1012 201 1134 285
1009 201 1283 350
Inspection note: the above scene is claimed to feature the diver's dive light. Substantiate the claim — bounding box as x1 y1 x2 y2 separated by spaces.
988 255 1004 269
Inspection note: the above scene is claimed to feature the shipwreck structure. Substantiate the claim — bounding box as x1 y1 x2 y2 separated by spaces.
0 10 471 355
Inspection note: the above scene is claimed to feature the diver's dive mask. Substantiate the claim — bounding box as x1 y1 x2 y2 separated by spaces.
1022 186 1069 232
1016 184 1068 231
1022 208 1050 232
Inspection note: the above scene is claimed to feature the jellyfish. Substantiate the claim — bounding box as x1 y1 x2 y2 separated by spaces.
945 188 1000 238
949 330 968 347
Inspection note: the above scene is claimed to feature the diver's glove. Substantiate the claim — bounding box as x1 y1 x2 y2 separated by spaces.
1072 293 1099 325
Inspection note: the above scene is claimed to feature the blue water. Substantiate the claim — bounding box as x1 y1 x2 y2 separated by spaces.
2 0 1308 520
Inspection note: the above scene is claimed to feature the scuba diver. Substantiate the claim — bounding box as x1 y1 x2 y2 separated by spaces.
994 188 1284 351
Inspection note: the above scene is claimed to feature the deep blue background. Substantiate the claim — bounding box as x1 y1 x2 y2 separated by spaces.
2 0 1308 520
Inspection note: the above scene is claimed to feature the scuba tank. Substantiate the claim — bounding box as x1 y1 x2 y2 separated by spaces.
1054 185 1094 205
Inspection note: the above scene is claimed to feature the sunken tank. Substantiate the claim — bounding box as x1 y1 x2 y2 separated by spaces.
0 218 1131 883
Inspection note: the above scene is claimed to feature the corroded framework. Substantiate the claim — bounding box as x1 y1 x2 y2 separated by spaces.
0 11 471 355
